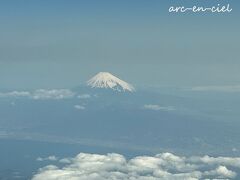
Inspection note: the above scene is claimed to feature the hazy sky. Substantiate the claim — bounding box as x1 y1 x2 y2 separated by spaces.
0 0 240 89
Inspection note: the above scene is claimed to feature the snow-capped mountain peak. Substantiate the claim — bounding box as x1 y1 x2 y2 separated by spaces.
87 72 135 92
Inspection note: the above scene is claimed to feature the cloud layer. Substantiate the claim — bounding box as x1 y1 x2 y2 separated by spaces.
32 152 240 180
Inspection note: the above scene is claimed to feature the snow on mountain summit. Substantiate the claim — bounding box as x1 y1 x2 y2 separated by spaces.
87 72 135 92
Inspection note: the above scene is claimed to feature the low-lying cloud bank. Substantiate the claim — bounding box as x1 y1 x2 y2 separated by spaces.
32 152 240 180
0 89 75 100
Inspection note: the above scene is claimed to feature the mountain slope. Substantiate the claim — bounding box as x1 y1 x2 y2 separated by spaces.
87 72 135 92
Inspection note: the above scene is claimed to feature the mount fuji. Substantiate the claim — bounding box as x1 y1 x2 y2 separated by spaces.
87 72 135 92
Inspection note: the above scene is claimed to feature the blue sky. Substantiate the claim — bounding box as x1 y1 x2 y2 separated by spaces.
0 0 239 88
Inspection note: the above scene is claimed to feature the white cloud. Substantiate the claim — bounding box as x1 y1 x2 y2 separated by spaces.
77 94 91 99
193 155 240 168
32 152 240 180
191 85 240 92
0 89 75 100
74 105 85 110
143 104 175 111
37 156 58 162
203 166 236 179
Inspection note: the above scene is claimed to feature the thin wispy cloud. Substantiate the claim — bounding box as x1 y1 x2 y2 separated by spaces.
37 156 58 162
191 85 240 92
0 89 75 100
32 89 75 100
32 152 239 180
77 94 91 99
74 105 85 110
0 91 31 98
143 104 175 111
